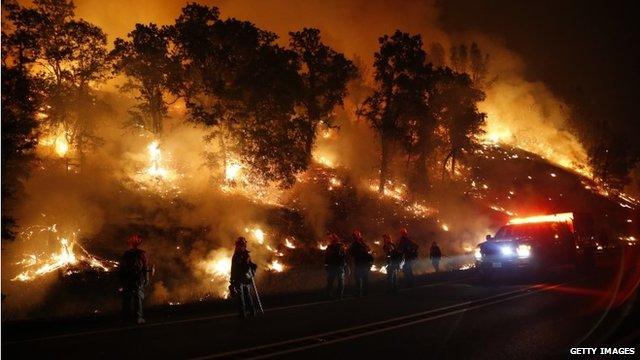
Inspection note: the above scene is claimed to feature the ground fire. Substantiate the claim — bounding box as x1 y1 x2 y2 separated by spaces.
11 225 117 282
1 0 638 322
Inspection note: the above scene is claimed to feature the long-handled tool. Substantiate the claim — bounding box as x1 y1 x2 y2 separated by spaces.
250 271 264 314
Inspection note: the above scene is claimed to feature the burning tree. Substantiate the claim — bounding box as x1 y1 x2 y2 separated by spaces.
450 43 490 87
289 28 358 156
168 4 296 185
430 69 486 177
3 0 112 170
358 31 429 194
359 32 488 193
165 4 355 187
112 23 179 136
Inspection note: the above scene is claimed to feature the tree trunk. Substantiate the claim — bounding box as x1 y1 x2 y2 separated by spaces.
414 126 431 193
451 152 456 176
416 148 429 192
152 88 163 135
379 135 390 194
219 128 228 180
442 152 451 181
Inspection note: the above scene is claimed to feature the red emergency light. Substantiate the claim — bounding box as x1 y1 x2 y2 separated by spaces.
508 212 574 225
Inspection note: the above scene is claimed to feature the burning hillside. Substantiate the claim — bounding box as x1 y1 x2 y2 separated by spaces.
3 136 637 320
2 0 638 321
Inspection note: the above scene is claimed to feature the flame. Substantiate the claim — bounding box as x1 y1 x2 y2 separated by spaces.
370 264 387 274
483 126 512 144
225 162 242 182
490 205 516 216
318 243 328 250
315 155 336 168
441 224 450 232
199 250 233 298
12 230 117 282
619 236 637 243
146 140 170 178
459 263 475 271
39 127 70 157
54 137 70 157
267 259 285 272
368 180 406 201
328 176 342 190
202 254 232 281
130 139 181 196
246 227 265 244
321 129 335 139
508 212 574 225
284 237 296 249
479 83 593 178
366 180 437 219
218 158 284 206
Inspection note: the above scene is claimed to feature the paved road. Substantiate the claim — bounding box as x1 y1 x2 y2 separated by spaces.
2 269 638 359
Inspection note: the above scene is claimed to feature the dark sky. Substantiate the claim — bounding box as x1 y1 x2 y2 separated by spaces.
439 0 640 151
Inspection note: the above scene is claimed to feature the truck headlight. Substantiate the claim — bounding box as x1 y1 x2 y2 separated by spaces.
474 248 482 260
500 245 514 256
516 244 531 258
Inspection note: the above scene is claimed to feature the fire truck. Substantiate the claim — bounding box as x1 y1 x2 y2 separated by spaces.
474 212 596 279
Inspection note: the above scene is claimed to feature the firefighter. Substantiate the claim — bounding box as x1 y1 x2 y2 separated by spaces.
429 241 442 272
230 237 258 319
119 234 151 324
397 228 418 287
382 234 402 293
324 233 347 299
348 230 373 297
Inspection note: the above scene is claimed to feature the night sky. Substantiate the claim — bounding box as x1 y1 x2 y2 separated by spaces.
440 0 640 150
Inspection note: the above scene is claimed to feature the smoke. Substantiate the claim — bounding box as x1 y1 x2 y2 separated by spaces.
2 0 600 318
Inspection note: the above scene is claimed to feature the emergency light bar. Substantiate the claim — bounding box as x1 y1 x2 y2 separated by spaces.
508 212 574 225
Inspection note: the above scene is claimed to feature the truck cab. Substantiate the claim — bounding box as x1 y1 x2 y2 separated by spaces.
475 212 592 279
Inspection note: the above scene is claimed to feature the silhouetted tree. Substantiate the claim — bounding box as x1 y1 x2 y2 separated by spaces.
1 66 41 240
469 42 490 86
5 0 111 170
427 42 446 68
588 124 636 191
1 2 42 239
358 31 428 193
432 70 486 175
170 4 355 187
573 91 637 190
289 28 357 156
112 24 178 136
450 44 468 73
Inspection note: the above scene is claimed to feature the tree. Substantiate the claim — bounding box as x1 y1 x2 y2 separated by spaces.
588 123 636 191
450 44 468 73
5 0 111 170
432 70 486 176
112 23 177 136
469 42 490 86
427 42 446 68
1 66 41 240
573 91 637 191
358 31 428 193
289 28 357 155
1 3 42 239
169 4 346 187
